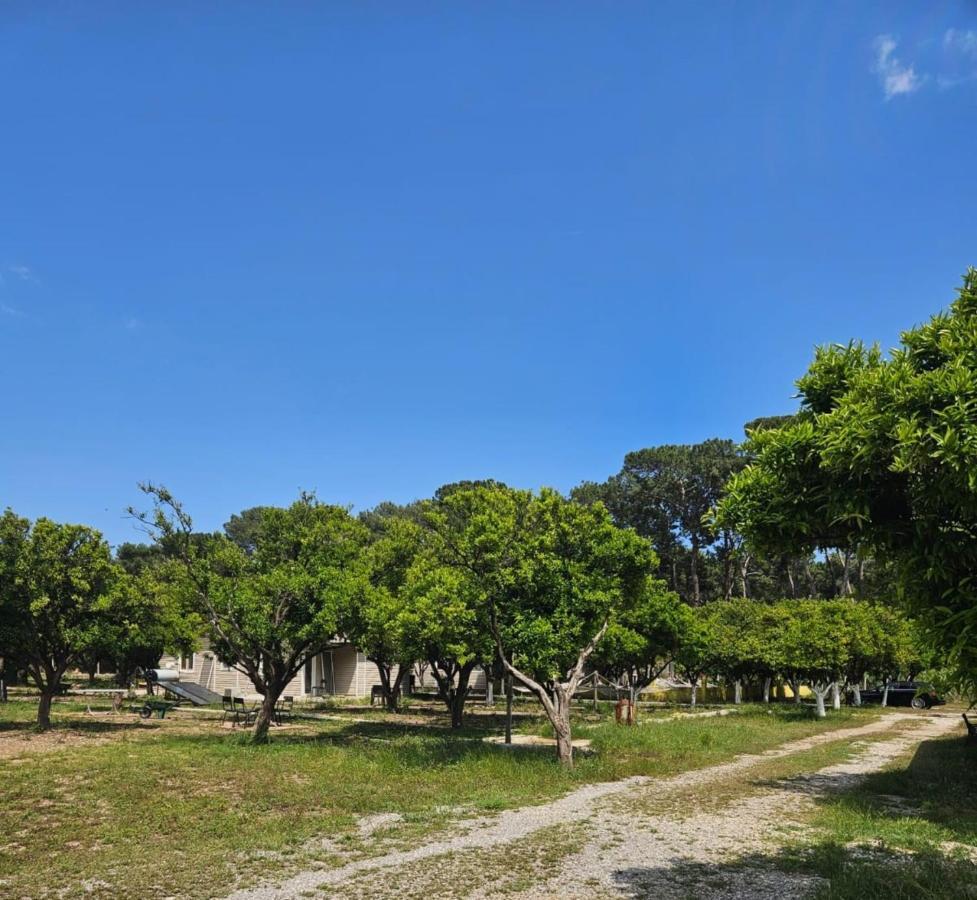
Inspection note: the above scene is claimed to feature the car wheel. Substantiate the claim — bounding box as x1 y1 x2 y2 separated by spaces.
910 696 928 710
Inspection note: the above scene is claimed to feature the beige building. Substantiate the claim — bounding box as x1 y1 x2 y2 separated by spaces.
158 637 393 700
158 637 488 700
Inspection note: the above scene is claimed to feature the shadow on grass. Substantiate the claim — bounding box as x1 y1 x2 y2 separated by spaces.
748 734 977 847
611 842 977 900
163 716 568 770
608 734 977 899
0 717 155 736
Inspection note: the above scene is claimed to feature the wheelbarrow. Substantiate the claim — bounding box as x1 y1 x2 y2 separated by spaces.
134 699 178 719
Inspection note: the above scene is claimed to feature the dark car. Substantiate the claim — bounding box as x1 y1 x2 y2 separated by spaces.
858 681 945 709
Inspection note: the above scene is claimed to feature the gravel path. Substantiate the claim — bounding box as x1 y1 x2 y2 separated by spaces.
226 712 959 900
505 712 960 899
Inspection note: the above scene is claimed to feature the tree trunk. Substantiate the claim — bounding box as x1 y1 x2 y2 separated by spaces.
852 684 862 706
785 557 796 599
454 661 478 728
34 664 66 729
763 676 771 703
789 677 801 704
813 687 827 719
804 559 816 596
373 660 405 712
881 682 890 708
738 554 750 599
831 682 841 710
504 673 513 745
841 550 853 596
37 690 55 729
733 680 742 705
721 532 733 601
429 658 476 728
689 676 698 708
689 537 701 605
251 688 282 744
552 685 573 766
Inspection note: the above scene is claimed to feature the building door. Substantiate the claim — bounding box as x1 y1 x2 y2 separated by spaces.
320 652 335 695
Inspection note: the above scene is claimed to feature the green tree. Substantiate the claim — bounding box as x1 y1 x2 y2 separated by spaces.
706 598 781 703
672 608 716 707
403 559 493 727
574 440 744 604
0 511 126 728
341 516 423 711
134 486 367 743
426 485 655 764
775 599 849 717
590 582 688 703
718 270 977 697
223 506 273 555
109 563 201 688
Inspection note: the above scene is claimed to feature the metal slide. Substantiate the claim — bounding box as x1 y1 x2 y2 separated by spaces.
158 680 223 706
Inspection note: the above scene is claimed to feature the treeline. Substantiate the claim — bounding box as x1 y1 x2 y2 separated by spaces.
0 476 924 766
572 434 897 606
668 598 929 716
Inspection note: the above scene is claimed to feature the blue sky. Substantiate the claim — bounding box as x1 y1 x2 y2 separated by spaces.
2 2 976 546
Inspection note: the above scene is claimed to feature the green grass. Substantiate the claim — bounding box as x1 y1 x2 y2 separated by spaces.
807 730 977 851
696 727 977 900
794 730 977 899
0 698 883 899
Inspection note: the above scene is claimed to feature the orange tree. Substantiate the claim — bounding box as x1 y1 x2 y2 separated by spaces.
718 270 977 700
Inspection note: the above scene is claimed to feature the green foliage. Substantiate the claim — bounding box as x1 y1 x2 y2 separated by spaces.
222 506 273 554
0 511 134 725
495 488 656 688
135 486 369 741
719 269 977 696
706 597 780 682
421 483 656 760
572 439 745 604
591 581 687 695
341 515 424 709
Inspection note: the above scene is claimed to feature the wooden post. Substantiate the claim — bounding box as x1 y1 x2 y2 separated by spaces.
505 673 513 745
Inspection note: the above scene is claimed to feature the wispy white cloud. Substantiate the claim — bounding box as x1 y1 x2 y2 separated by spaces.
944 28 977 57
6 264 39 285
124 316 142 331
874 35 922 99
1 302 24 317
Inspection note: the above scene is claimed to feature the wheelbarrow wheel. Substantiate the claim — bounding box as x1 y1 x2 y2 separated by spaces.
139 705 153 719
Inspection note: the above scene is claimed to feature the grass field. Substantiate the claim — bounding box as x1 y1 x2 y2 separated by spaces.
0 695 887 900
788 729 977 899
663 719 977 900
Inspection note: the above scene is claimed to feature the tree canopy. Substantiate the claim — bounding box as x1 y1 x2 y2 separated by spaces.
718 269 977 697
134 486 369 743
0 512 129 726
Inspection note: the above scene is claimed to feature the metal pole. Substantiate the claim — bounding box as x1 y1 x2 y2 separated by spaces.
505 673 513 744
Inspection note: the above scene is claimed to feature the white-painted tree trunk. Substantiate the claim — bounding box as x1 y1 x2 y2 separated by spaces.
831 682 841 710
762 677 771 703
852 684 862 706
813 686 827 718
733 680 742 704
881 682 890 708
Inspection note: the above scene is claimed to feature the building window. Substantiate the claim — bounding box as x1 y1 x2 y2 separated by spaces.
180 653 194 671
